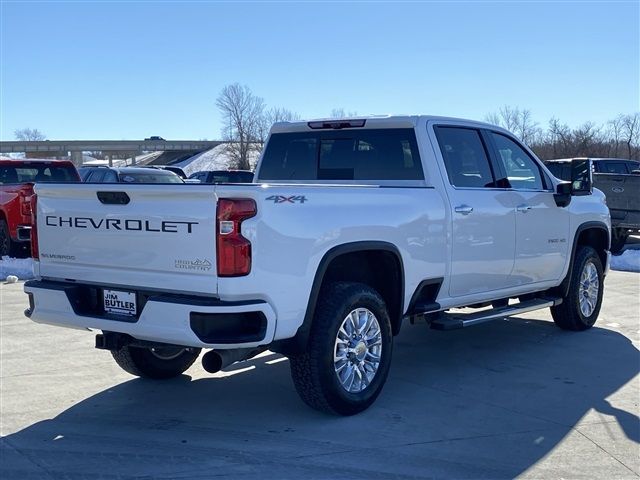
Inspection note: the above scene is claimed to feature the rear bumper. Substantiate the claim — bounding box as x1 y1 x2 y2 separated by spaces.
24 280 276 349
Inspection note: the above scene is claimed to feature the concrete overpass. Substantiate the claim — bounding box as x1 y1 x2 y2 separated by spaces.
0 139 225 165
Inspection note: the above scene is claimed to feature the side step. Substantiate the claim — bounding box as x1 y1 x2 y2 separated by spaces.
429 297 562 331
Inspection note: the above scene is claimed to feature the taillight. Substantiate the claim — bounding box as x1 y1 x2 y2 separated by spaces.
21 195 32 216
216 198 256 276
30 194 39 260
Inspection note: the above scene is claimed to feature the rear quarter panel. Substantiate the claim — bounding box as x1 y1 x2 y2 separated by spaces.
0 183 34 239
216 184 447 340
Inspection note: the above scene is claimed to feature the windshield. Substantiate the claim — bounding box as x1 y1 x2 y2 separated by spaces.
118 171 184 183
0 164 78 184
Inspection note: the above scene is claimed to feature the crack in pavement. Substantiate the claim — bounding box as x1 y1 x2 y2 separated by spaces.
0 436 57 480
573 427 640 477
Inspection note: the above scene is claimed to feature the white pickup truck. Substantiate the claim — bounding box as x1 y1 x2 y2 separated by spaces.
25 116 611 415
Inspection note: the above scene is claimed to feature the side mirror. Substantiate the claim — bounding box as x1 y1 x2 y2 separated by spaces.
554 182 572 207
570 159 592 196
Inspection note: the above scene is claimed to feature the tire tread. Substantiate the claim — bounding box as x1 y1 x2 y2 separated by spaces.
289 282 392 415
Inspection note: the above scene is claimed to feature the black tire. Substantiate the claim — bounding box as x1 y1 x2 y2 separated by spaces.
0 219 14 257
610 228 628 255
289 282 393 416
111 345 201 379
551 246 604 331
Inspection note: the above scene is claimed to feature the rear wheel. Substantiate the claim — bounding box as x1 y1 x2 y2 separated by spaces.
289 282 393 415
0 220 15 257
551 246 603 331
111 345 201 379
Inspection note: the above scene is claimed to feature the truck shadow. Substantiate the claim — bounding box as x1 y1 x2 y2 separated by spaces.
2 317 639 479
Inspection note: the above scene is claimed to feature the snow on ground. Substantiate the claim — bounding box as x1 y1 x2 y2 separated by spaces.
610 249 640 273
0 256 34 280
174 145 260 176
173 145 231 176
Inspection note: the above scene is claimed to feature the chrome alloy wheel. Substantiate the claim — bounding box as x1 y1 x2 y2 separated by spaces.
149 346 186 360
579 261 599 317
334 308 383 393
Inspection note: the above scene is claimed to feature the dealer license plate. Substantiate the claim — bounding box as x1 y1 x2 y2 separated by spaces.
103 289 137 316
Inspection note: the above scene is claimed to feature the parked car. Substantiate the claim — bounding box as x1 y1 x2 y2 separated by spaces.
0 159 80 256
545 157 639 253
188 169 254 184
545 157 640 178
78 166 184 184
26 116 610 415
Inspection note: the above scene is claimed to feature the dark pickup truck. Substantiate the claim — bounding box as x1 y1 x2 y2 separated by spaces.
0 159 80 256
545 158 639 253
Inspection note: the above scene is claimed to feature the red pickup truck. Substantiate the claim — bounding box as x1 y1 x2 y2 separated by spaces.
0 159 80 257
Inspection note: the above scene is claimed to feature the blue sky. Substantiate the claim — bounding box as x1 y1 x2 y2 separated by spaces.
1 1 638 140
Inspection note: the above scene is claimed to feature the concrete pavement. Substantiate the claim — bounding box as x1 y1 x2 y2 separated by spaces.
1 270 638 479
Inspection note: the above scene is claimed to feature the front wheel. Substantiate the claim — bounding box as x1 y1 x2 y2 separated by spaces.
111 345 201 379
289 282 393 415
551 246 604 331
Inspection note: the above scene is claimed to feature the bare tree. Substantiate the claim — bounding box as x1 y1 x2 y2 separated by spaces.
546 117 571 157
622 113 640 159
485 105 518 131
330 108 359 118
486 107 640 160
14 128 46 141
514 109 540 145
572 122 602 156
257 107 300 147
607 115 625 158
216 83 265 170
485 106 539 144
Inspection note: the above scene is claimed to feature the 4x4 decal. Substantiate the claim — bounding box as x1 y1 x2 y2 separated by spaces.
266 195 307 204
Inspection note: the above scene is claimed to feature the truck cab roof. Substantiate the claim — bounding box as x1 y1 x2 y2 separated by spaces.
270 115 499 134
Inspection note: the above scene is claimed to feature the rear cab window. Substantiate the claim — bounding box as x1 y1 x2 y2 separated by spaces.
258 128 424 182
0 164 78 184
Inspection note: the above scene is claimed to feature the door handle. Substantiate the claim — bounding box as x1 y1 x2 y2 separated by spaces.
454 205 473 215
516 204 532 213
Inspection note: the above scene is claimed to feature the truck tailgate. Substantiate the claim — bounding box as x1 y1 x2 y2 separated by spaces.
34 183 218 295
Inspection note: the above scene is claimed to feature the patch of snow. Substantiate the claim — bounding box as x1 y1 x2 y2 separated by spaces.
174 145 259 176
610 249 640 273
0 256 34 280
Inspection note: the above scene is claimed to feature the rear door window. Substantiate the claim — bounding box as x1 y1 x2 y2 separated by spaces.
434 127 496 188
259 129 423 181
